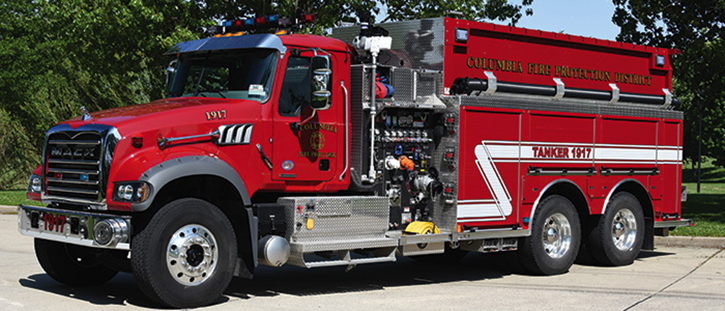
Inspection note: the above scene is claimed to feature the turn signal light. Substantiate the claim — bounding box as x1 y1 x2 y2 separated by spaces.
131 137 143 148
114 182 151 203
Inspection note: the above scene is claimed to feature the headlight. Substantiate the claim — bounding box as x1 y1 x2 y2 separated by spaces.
27 174 41 193
122 185 133 200
114 182 151 203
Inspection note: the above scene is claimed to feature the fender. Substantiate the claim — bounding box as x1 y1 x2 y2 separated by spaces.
601 178 649 214
134 155 258 275
133 155 251 211
529 179 590 226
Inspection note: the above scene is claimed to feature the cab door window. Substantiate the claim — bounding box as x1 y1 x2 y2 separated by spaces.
278 56 311 116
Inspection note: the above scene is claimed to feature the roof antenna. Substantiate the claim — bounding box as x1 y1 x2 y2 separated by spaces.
446 11 464 18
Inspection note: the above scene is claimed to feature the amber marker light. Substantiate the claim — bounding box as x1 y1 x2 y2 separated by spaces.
131 137 143 148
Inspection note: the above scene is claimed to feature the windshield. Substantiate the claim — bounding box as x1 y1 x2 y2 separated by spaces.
165 49 278 102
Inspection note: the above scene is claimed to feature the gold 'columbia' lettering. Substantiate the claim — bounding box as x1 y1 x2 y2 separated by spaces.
466 57 523 73
299 123 337 133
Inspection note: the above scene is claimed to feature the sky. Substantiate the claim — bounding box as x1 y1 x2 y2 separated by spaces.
514 0 620 40
375 0 621 41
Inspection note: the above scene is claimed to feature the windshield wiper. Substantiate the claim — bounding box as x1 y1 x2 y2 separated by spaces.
212 90 226 98
192 66 206 97
192 53 211 97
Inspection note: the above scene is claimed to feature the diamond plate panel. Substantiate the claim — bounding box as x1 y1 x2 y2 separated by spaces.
416 72 438 98
332 18 446 71
279 196 389 243
391 67 415 102
429 96 461 232
350 65 367 174
290 238 398 253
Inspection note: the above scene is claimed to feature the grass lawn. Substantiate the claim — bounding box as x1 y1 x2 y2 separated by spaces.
0 189 38 209
673 159 725 237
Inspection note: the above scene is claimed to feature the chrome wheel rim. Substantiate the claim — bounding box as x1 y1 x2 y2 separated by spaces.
542 213 572 259
611 208 637 251
166 224 218 286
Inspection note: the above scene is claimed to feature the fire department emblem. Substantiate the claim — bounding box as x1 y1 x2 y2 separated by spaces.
310 132 325 150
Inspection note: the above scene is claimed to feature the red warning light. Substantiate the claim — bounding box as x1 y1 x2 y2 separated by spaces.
301 14 315 23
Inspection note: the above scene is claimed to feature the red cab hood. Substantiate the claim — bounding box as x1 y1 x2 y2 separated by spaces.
60 97 261 132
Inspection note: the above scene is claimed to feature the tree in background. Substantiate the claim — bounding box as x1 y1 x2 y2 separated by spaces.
0 0 533 189
0 0 209 188
612 0 725 167
383 0 533 24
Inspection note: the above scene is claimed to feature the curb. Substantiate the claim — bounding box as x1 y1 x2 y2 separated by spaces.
655 236 725 249
0 205 18 214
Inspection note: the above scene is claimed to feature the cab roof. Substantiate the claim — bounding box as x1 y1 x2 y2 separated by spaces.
279 34 349 52
165 33 349 56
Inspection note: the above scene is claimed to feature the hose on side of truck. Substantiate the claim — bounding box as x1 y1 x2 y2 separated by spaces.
403 221 440 235
450 77 681 108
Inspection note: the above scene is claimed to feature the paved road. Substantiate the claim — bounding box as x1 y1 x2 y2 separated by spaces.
1 214 724 310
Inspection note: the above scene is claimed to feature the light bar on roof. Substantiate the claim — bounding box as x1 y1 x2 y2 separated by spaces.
208 14 316 35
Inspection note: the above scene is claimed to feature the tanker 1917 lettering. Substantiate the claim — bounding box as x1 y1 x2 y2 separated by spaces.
532 146 592 159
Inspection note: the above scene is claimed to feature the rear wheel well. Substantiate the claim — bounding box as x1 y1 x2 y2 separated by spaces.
133 175 255 274
538 181 590 221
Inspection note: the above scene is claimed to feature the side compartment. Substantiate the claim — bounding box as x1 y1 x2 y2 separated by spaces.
279 196 398 268
457 106 523 229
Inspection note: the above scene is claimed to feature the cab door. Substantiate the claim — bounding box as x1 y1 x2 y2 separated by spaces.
272 52 340 181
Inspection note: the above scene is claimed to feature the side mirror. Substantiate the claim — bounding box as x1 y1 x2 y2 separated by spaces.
310 55 332 110
164 59 178 94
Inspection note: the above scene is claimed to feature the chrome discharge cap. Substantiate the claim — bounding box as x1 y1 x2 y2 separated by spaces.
93 218 129 247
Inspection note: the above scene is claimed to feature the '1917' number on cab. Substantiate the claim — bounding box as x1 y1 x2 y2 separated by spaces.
206 110 226 121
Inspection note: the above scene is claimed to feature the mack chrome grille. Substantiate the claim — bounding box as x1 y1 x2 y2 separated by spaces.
45 132 103 201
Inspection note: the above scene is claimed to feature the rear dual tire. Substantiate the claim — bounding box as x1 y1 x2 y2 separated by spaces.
587 192 644 266
520 195 581 275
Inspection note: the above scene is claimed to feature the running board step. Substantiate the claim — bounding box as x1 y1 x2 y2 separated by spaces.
287 246 397 268
460 238 518 253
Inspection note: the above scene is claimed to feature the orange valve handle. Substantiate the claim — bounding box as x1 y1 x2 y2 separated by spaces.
399 156 415 170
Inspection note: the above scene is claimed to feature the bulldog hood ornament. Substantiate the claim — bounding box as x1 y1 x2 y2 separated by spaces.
80 106 92 121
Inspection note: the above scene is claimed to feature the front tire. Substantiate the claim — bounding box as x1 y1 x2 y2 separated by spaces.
520 195 581 275
588 192 644 266
131 198 237 308
35 239 118 286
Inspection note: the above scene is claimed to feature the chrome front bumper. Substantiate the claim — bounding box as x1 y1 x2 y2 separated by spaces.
18 204 131 250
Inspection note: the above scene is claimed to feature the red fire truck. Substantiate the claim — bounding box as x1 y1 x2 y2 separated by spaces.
18 15 691 308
